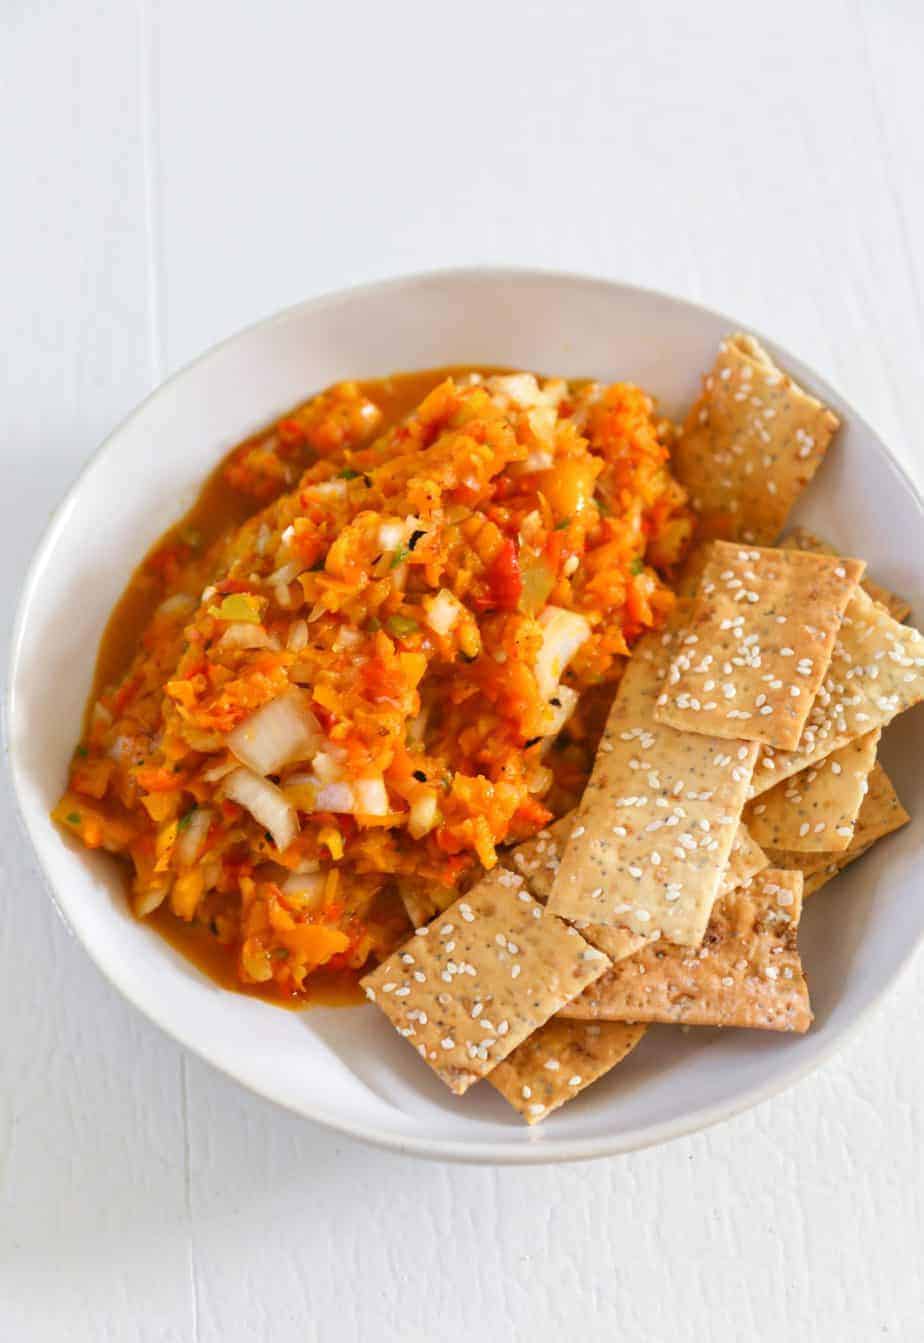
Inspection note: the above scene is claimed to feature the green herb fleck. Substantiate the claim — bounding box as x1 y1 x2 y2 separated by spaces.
270 947 290 960
66 812 81 825
386 614 419 638
75 745 89 758
339 468 360 480
630 557 644 575
178 808 197 830
390 546 409 569
555 517 571 530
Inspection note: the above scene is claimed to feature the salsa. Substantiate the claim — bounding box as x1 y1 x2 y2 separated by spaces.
55 366 693 1006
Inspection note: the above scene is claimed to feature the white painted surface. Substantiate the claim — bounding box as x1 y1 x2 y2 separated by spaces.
1 0 922 1337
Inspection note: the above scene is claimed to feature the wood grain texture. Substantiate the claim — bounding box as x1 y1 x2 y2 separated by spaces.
2 1 923 1339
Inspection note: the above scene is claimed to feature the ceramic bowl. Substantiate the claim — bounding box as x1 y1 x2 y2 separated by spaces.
9 269 924 1162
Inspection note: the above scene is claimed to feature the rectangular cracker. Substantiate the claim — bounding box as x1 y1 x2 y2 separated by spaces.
720 821 769 894
361 868 610 1095
673 333 839 545
560 868 812 1033
783 527 911 623
546 616 759 947
654 541 865 750
489 1019 647 1124
504 813 653 963
744 729 880 853
750 587 924 796
767 763 909 895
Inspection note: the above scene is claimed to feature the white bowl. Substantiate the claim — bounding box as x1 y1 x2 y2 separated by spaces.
8 269 924 1163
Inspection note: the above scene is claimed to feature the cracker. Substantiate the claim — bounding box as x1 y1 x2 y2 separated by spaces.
783 527 911 623
750 587 924 796
504 814 653 962
673 334 839 545
361 868 610 1095
489 1019 647 1124
720 821 768 895
546 615 759 947
654 541 865 750
767 763 909 895
560 868 812 1032
744 729 880 853
802 844 874 898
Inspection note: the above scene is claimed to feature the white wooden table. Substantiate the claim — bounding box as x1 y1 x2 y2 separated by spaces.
3 3 923 1338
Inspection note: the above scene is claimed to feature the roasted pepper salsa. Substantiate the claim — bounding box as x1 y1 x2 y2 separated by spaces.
55 367 693 1004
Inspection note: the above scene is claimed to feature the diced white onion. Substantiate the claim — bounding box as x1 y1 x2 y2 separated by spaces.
487 373 542 407
333 625 362 651
228 689 321 776
286 619 308 652
406 704 430 745
224 768 298 852
202 757 239 783
408 790 438 838
267 560 303 586
377 521 405 551
282 870 327 911
533 606 591 700
311 751 344 784
158 593 197 618
217 622 276 651
521 448 556 472
175 807 213 867
541 684 579 740
313 781 356 813
354 777 389 816
313 479 347 500
424 588 462 637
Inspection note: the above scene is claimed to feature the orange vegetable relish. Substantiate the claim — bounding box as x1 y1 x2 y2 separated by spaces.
55 368 693 1002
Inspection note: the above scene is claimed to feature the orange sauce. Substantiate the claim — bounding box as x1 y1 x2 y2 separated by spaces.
89 366 500 1007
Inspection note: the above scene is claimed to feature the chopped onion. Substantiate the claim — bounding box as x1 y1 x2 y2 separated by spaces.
175 807 213 867
217 622 276 651
408 790 438 838
354 777 389 816
377 520 405 551
267 560 303 586
406 704 430 745
286 619 308 652
534 606 591 700
202 756 239 783
487 373 542 408
282 870 326 911
228 689 321 776
313 780 356 813
424 588 462 637
333 625 362 651
158 593 197 618
540 685 578 741
224 768 298 852
311 750 344 784
313 479 347 500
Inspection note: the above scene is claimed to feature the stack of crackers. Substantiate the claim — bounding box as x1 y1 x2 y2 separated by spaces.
362 334 922 1125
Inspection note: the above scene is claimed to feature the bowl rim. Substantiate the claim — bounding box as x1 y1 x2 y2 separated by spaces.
8 265 924 1164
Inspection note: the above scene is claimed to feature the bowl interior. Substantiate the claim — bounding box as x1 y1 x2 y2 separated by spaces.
9 271 924 1162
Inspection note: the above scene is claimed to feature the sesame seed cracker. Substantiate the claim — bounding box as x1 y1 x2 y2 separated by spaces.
560 869 811 1032
744 729 880 852
488 1019 646 1125
361 867 610 1095
546 609 759 947
672 333 839 545
655 541 864 750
